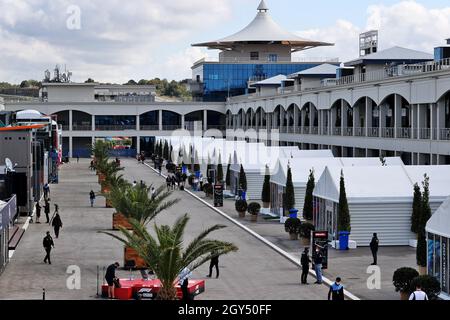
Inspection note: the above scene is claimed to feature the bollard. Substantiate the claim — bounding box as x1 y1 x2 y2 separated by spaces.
42 288 46 300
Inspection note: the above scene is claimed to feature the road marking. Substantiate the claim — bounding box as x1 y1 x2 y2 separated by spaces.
143 162 360 301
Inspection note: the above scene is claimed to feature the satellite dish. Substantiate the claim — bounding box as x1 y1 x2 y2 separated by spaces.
5 158 13 171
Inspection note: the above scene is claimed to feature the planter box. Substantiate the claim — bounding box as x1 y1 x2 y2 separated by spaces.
331 240 358 250
238 211 245 218
113 212 133 230
289 233 298 240
299 238 310 247
124 246 148 270
250 214 258 222
409 239 418 248
106 198 113 208
262 202 270 209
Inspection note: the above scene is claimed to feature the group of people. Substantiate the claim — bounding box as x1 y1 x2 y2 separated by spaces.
165 172 187 191
36 183 64 265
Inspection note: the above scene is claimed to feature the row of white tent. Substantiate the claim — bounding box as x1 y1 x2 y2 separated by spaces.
156 136 450 246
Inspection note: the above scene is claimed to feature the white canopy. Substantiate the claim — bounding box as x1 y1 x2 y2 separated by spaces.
404 165 450 201
426 196 450 238
192 1 332 52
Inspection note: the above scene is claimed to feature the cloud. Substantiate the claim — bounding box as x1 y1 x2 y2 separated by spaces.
0 0 232 83
295 1 450 63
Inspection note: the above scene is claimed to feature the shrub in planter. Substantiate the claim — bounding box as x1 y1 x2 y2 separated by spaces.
393 267 419 300
235 199 248 218
284 217 301 240
410 275 441 300
299 222 315 243
247 202 261 222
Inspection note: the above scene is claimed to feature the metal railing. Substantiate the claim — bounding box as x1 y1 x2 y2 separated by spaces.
397 127 411 139
332 127 341 136
367 127 379 137
354 127 365 137
419 128 431 140
95 125 136 131
343 127 353 136
324 58 450 88
303 127 310 135
140 125 159 131
311 127 319 135
381 127 395 138
440 129 450 141
162 125 182 131
72 124 92 131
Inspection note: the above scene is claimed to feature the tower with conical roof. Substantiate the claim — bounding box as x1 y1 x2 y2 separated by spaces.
190 0 335 102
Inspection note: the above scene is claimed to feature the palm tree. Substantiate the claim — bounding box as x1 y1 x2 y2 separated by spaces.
109 183 179 226
102 174 130 208
99 161 124 192
102 214 238 300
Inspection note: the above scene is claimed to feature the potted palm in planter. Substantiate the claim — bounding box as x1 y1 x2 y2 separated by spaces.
299 222 315 246
284 217 301 240
109 183 179 269
103 174 129 208
392 267 419 300
235 199 248 218
247 202 261 222
101 214 238 300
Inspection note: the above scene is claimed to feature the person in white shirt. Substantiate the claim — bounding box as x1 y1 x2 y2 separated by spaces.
409 284 428 300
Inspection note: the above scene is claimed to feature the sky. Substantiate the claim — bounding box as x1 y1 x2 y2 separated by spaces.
1 0 450 84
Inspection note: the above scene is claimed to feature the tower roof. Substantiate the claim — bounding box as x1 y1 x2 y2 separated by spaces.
192 1 333 52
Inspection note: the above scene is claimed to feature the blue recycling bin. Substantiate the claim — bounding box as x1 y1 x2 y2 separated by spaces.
339 231 350 250
289 209 298 219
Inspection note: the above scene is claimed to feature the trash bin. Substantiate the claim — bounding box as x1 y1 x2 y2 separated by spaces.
339 231 350 250
289 208 298 219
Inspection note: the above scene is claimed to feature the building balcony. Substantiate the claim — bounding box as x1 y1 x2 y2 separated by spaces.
381 127 395 138
95 125 137 131
162 125 182 131
72 124 92 131
140 125 159 131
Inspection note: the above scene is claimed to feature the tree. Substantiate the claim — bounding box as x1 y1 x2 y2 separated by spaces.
411 183 422 234
85 78 95 83
217 164 224 183
417 174 431 267
125 79 138 85
239 165 247 192
337 170 351 233
393 267 419 294
410 275 441 300
103 214 238 300
283 166 295 214
109 183 179 226
163 141 169 160
303 169 315 221
261 165 271 204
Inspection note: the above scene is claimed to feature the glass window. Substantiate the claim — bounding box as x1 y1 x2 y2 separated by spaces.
442 237 449 295
250 52 259 61
428 233 435 276
435 236 441 282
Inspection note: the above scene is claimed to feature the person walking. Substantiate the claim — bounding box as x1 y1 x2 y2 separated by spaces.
171 175 177 190
35 202 41 224
44 200 51 223
166 176 172 191
43 231 54 264
76 154 80 163
301 248 311 284
370 233 379 265
132 181 137 187
105 262 120 299
328 277 345 300
52 213 63 238
206 251 220 279
89 190 96 207
409 284 429 300
43 183 50 200
151 187 156 200
181 277 192 301
313 248 324 284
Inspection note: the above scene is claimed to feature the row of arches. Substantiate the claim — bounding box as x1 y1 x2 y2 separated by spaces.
227 92 450 139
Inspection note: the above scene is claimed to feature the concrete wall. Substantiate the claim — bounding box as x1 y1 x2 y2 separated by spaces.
47 86 95 103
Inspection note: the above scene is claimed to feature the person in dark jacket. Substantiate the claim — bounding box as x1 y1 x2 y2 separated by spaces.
166 176 171 191
206 251 220 279
301 248 311 284
43 231 54 264
314 248 324 284
44 200 50 223
35 202 41 224
43 183 50 200
328 277 345 300
370 233 379 265
181 278 192 301
89 190 96 207
52 213 63 238
105 262 120 299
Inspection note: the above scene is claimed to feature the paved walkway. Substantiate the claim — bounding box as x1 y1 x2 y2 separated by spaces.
182 176 416 300
0 159 330 300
